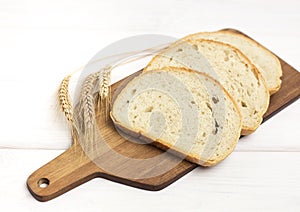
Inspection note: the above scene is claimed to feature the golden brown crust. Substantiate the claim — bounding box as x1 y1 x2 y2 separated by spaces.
241 128 255 135
111 113 241 167
269 83 282 95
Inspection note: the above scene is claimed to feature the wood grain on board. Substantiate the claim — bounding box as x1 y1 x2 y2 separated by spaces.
27 29 300 202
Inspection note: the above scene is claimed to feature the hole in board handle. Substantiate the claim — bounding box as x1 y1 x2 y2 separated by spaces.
38 178 50 188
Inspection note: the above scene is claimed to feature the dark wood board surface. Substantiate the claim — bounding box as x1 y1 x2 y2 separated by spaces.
27 29 300 202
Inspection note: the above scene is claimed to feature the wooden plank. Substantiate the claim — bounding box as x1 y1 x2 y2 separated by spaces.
27 29 300 202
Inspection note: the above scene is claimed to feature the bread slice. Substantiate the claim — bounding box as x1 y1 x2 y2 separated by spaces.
144 39 270 135
111 67 242 166
181 30 282 94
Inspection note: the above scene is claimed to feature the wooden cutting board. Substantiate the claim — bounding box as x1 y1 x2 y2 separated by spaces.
27 29 300 202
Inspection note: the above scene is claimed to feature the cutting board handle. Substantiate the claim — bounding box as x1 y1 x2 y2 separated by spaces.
26 145 99 202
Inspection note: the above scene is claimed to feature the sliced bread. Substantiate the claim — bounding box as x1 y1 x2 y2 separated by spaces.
144 39 270 135
111 67 242 166
181 30 282 94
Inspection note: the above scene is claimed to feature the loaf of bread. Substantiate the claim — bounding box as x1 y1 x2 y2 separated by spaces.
111 67 242 166
144 39 270 135
181 30 282 94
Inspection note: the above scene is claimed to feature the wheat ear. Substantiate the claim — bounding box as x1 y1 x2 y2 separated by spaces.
98 67 111 119
81 73 99 129
58 75 74 123
76 72 100 155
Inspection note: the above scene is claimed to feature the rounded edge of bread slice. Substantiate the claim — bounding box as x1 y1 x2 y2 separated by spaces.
110 67 242 166
144 39 270 135
181 30 282 94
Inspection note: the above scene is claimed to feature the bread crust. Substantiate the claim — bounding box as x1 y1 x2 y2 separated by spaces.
112 119 240 167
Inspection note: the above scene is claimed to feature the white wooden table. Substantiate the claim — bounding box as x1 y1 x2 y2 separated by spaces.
0 0 299 211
